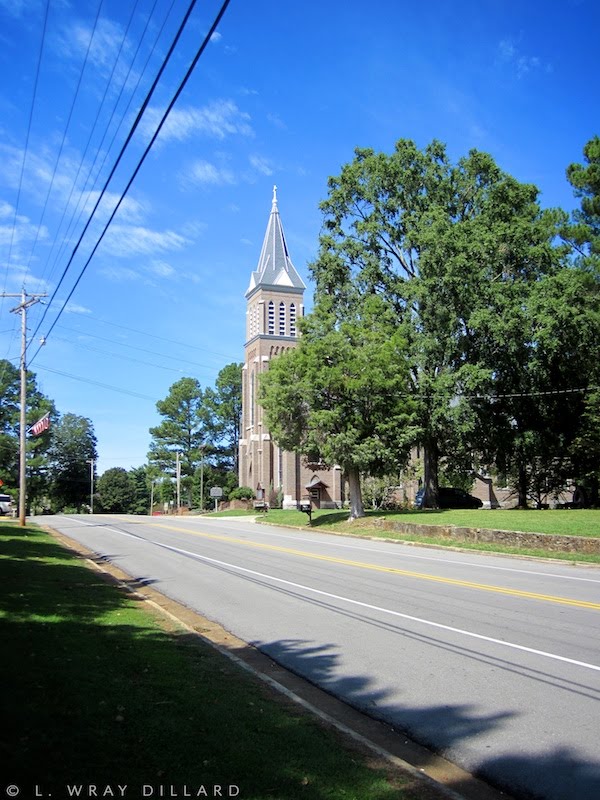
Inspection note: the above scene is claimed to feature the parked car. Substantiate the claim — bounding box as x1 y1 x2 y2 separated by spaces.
415 487 483 509
0 493 14 515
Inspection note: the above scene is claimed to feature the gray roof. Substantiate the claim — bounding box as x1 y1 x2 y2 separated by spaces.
246 186 306 296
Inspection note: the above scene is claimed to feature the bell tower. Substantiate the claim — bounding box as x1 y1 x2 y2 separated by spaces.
238 188 342 509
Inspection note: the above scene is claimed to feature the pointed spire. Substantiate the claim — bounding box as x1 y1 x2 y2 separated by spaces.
246 188 306 297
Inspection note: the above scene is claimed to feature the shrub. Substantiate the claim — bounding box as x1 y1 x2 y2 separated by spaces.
228 486 255 500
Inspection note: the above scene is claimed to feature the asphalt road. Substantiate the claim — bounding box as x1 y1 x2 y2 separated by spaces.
38 513 600 800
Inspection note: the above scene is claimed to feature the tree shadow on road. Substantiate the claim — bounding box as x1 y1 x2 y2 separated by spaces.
250 635 600 800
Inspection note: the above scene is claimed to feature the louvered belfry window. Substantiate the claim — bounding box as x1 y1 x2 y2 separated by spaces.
268 301 275 334
279 301 286 335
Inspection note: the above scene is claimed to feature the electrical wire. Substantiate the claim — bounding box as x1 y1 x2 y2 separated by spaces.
31 0 144 296
35 363 157 401
0 0 50 391
28 0 205 349
22 0 106 284
57 318 239 360
32 0 169 302
29 0 233 365
40 0 176 296
51 334 218 378
0 0 50 302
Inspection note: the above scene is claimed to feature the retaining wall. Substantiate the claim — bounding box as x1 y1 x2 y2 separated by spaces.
372 518 600 555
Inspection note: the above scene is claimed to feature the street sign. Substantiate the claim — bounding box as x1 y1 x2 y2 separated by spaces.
209 486 223 498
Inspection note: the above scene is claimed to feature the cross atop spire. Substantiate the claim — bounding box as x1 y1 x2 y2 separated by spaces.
246 188 306 297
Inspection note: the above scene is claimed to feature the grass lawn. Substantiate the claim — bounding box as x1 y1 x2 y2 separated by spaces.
1 520 439 800
207 509 259 517
264 507 600 537
261 508 600 563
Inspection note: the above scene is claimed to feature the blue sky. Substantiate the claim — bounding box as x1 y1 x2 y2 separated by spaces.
0 0 598 476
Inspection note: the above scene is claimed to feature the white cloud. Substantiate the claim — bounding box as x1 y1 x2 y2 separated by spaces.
149 259 175 278
0 202 48 249
184 160 236 187
98 265 141 282
100 224 188 257
54 17 128 75
0 143 146 231
0 0 37 17
2 265 51 293
142 99 253 145
180 220 208 239
497 38 549 78
64 303 92 314
249 155 274 176
267 112 287 130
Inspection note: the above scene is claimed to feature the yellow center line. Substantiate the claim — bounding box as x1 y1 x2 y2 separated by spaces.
126 518 600 611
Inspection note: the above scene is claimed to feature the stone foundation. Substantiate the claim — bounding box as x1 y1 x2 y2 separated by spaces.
372 518 600 555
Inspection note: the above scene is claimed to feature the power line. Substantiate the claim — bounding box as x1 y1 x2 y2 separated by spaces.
22 0 106 284
35 363 157 401
31 0 232 354
0 0 50 303
51 333 217 378
28 0 205 350
30 0 146 295
33 0 169 297
467 386 596 400
57 318 239 361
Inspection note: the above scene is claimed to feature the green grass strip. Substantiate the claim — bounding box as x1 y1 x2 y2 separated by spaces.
0 522 433 800
262 509 600 563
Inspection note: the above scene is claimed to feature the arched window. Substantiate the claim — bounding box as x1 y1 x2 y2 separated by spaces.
268 301 275 334
279 302 286 336
290 303 296 336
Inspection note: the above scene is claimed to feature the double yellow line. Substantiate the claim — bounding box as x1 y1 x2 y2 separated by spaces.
141 520 600 611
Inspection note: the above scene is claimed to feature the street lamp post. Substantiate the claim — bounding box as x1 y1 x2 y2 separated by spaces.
200 444 205 512
87 459 94 513
176 452 181 514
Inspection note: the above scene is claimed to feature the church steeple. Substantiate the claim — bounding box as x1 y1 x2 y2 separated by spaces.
246 186 306 297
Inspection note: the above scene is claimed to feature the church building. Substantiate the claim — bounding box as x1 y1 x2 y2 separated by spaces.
238 188 343 510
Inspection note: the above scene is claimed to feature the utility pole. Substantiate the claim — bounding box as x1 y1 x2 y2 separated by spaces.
176 452 181 514
200 444 205 512
87 459 95 513
5 290 47 527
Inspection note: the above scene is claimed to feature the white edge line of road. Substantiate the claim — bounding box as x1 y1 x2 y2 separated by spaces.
154 515 600 584
72 517 600 674
78 542 469 800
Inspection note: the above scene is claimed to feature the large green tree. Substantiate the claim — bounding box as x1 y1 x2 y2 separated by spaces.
469 138 600 506
558 136 600 504
309 139 560 507
470 264 598 506
563 135 600 274
260 295 416 518
128 465 152 515
0 359 56 509
203 362 242 473
148 377 208 505
96 467 133 513
48 413 97 511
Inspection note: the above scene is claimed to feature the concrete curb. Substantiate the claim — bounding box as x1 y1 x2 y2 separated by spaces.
41 523 512 800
